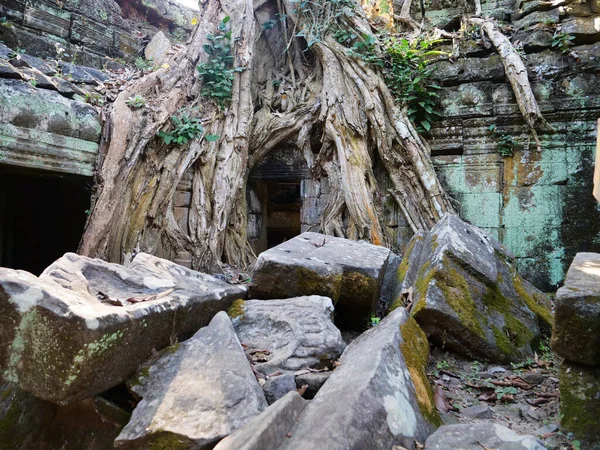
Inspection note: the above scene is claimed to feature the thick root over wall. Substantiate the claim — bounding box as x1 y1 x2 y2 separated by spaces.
81 0 462 272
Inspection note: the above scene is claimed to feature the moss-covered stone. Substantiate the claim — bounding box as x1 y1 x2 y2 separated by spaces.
399 318 442 427
227 299 246 320
513 275 553 330
147 432 190 450
559 361 600 445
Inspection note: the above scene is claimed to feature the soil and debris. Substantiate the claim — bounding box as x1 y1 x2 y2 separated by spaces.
427 340 580 450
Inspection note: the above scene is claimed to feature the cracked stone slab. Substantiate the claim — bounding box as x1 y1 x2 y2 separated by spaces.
230 295 345 375
249 232 391 329
280 308 440 450
114 312 267 450
0 252 246 404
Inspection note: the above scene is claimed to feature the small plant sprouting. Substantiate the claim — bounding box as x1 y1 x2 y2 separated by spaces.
488 124 517 157
84 92 104 106
197 16 245 110
7 47 25 60
495 386 518 400
370 315 381 327
157 109 204 146
125 95 146 109
135 57 154 72
551 31 575 54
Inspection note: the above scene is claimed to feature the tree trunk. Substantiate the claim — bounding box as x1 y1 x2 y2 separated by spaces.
80 0 453 272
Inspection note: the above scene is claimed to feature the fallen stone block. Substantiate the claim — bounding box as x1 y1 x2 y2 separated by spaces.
214 391 307 450
144 31 171 66
249 232 391 329
559 361 600 447
425 423 545 449
230 295 345 374
294 371 331 399
398 214 552 363
551 252 600 365
281 308 441 450
0 252 246 404
115 311 267 449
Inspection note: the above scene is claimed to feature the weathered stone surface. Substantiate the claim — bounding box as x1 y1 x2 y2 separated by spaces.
214 391 307 450
0 252 246 404
561 17 600 42
406 214 552 363
263 373 297 405
249 232 391 329
281 308 441 450
0 382 56 450
552 252 600 365
425 423 545 449
559 361 600 447
230 296 345 374
389 231 426 311
0 78 100 176
144 30 171 66
114 312 267 450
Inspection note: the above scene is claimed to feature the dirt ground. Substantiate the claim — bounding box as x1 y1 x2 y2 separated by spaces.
426 340 580 450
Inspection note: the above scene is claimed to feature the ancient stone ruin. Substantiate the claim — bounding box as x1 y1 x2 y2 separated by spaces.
1 0 600 448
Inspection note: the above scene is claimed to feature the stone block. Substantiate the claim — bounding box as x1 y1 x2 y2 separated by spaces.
513 9 560 30
263 373 297 404
456 192 502 229
408 214 553 363
115 312 267 449
70 15 115 55
300 197 320 224
0 252 247 404
173 190 191 207
173 206 189 231
214 392 307 450
300 178 320 198
249 233 391 329
439 82 494 118
552 252 600 365
282 309 440 449
230 296 345 374
559 361 600 447
561 17 600 43
23 4 71 38
144 31 171 66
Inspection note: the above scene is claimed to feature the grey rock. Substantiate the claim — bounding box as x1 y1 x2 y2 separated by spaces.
281 308 440 450
263 373 297 404
144 31 171 66
295 371 331 399
388 231 426 311
534 423 558 436
214 391 307 450
0 252 246 404
114 312 267 449
408 214 552 363
425 423 545 449
230 296 345 374
249 232 391 329
552 252 600 365
462 404 494 419
0 60 22 79
561 17 600 42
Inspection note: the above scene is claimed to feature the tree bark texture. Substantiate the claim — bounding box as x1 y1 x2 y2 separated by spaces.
80 0 454 272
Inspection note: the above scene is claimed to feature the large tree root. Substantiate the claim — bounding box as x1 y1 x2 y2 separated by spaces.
80 0 454 272
470 18 555 150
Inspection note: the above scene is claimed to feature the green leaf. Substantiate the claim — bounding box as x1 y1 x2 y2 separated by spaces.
205 134 220 142
421 120 431 131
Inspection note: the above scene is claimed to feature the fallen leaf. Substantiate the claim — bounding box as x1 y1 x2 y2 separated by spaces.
311 238 326 247
478 389 497 402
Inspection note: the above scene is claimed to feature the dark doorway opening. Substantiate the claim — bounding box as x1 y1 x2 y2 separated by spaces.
0 165 91 275
265 181 301 248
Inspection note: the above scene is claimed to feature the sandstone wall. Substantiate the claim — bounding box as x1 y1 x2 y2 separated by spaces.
0 0 195 69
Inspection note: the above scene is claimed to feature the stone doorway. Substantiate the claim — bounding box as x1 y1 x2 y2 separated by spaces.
0 165 91 275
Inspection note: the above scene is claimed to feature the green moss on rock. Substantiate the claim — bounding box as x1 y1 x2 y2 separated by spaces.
227 299 246 320
148 432 190 450
513 276 553 329
399 318 442 427
559 362 600 444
